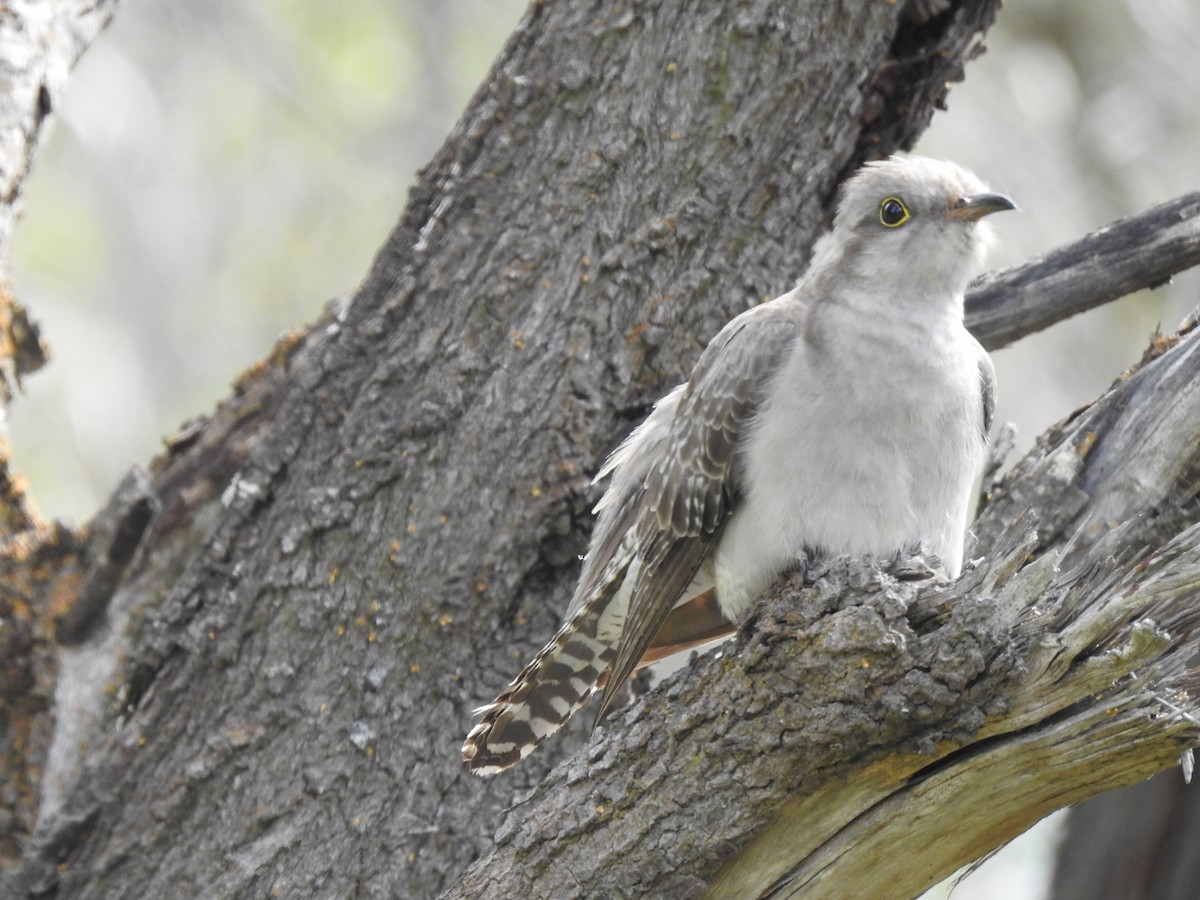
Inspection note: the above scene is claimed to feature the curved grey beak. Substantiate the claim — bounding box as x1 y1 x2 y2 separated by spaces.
947 192 1017 222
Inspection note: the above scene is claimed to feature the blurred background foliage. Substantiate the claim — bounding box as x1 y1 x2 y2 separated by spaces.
4 0 1198 895
8 0 529 518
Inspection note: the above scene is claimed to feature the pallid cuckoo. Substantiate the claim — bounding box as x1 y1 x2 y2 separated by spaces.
463 156 1015 775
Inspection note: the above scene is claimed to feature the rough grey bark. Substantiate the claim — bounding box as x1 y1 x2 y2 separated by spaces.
4 0 1198 898
448 525 1200 899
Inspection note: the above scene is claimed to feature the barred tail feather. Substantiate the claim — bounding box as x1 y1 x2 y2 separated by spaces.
462 597 618 775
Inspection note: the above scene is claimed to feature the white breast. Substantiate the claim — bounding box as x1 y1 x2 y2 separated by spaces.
712 301 987 618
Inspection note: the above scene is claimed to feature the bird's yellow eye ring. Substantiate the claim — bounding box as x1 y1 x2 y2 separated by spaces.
879 197 910 228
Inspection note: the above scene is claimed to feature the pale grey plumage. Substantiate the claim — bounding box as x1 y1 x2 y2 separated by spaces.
463 156 1013 774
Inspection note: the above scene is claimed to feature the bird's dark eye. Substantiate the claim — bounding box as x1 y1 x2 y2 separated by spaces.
879 197 911 228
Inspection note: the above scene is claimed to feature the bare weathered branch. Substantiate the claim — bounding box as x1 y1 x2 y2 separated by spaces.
0 0 119 267
966 191 1200 350
972 303 1200 566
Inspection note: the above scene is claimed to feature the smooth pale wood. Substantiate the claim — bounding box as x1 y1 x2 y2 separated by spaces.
763 702 1191 900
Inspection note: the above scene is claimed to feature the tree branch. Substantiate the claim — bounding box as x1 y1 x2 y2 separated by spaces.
448 521 1200 899
0 0 119 267
966 191 1200 350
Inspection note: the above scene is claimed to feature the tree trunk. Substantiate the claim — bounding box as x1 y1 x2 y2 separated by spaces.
4 1 1200 898
1051 774 1200 900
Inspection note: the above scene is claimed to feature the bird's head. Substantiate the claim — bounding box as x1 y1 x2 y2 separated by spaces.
809 156 1016 302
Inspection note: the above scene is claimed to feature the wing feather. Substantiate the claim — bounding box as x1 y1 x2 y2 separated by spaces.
977 344 996 438
582 298 804 713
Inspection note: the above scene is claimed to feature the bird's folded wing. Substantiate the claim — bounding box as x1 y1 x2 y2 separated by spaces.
591 299 803 719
